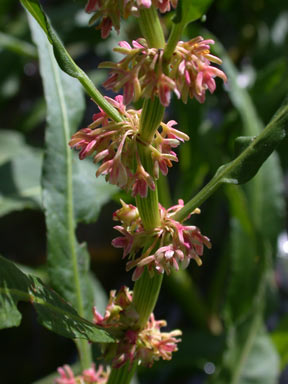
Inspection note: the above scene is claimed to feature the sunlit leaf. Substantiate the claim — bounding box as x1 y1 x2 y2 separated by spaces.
21 0 122 122
29 15 94 322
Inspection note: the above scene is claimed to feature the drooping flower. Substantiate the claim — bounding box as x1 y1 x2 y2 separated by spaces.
55 364 109 384
100 39 179 106
85 0 178 38
69 96 188 197
112 200 211 280
171 37 228 103
55 365 76 384
137 313 182 366
100 36 227 106
82 364 110 384
93 286 138 329
93 287 181 368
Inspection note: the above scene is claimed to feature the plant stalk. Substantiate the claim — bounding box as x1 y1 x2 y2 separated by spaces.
107 362 138 384
163 21 183 62
138 7 165 49
107 7 166 384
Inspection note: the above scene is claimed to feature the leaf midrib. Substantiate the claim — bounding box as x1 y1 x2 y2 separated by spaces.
47 41 85 319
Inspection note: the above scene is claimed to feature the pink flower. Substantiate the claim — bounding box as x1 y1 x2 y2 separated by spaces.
70 97 186 196
112 200 211 280
93 287 181 369
85 0 99 13
138 313 182 366
55 365 76 384
55 364 109 384
112 199 139 226
112 226 134 258
173 37 227 103
85 0 178 38
137 0 152 8
100 40 180 106
131 164 155 198
82 364 109 384
152 120 189 178
101 36 226 105
93 287 138 329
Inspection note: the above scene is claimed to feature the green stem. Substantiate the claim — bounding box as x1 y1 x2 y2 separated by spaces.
107 8 166 384
133 268 163 328
135 144 161 229
163 22 184 62
173 171 223 222
157 167 215 332
23 1 123 124
157 173 172 207
107 362 138 384
78 69 123 123
75 340 92 369
138 7 165 48
139 98 165 143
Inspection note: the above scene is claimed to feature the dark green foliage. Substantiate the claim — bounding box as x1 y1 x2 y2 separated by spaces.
0 0 288 383
174 0 214 25
0 255 113 342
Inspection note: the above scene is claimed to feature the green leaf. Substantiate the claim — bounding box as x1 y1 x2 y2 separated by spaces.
212 40 283 384
0 255 113 343
0 130 42 217
214 323 279 384
225 219 262 323
0 131 116 221
217 41 285 245
221 45 284 321
21 0 48 35
238 333 279 384
215 100 287 184
73 157 117 224
21 0 122 123
272 314 288 370
174 0 214 26
175 95 288 222
29 15 93 321
0 31 37 59
0 130 28 166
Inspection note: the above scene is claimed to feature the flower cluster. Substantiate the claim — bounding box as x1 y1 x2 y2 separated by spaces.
69 96 188 197
55 364 109 384
93 287 181 368
100 37 227 106
85 0 178 38
112 199 211 280
101 39 179 106
93 286 139 329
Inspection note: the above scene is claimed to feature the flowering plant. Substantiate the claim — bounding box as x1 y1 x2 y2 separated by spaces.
0 1 288 384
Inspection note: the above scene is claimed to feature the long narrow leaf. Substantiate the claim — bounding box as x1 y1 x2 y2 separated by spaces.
211 41 283 384
20 0 122 123
29 15 93 324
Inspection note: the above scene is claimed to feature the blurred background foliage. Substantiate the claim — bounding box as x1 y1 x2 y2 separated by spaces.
0 0 288 383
